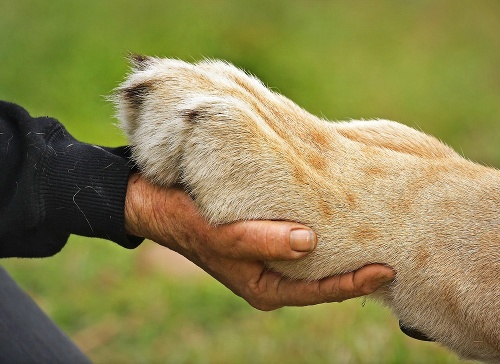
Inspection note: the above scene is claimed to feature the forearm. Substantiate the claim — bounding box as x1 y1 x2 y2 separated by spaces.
0 101 142 258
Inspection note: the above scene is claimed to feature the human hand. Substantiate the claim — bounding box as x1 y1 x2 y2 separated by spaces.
125 174 395 311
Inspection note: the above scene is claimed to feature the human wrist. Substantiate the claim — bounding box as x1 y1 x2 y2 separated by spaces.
124 173 146 238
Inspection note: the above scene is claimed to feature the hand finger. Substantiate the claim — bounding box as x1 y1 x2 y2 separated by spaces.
347 264 396 296
325 264 395 301
215 220 318 260
241 264 395 311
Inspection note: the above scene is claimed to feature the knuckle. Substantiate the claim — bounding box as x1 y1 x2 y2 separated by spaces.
240 273 282 311
241 281 263 302
262 225 278 258
317 274 356 303
243 289 275 311
316 281 336 303
262 223 291 259
248 300 275 312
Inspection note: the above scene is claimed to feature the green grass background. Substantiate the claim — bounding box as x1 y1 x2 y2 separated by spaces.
1 1 498 363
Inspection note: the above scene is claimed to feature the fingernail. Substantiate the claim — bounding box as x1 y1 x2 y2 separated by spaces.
290 229 317 252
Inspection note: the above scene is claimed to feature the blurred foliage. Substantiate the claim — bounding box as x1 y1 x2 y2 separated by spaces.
1 0 498 363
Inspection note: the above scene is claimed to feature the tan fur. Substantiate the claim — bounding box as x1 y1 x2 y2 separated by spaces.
113 56 500 363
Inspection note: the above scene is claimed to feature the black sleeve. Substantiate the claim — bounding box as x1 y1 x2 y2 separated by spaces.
0 101 143 258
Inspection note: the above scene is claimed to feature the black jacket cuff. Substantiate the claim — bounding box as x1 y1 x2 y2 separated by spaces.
0 101 143 258
39 130 143 249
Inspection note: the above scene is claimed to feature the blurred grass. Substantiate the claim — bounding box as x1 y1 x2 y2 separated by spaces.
0 0 498 363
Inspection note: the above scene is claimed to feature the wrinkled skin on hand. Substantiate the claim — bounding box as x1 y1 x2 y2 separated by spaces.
125 174 394 311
